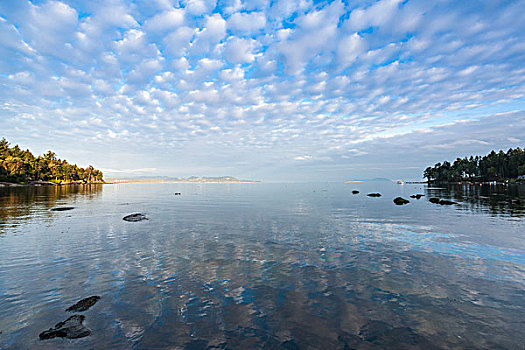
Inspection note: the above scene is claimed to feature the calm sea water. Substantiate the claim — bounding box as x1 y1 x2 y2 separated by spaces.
0 182 524 349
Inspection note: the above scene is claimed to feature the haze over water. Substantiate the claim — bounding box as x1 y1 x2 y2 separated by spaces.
0 182 523 349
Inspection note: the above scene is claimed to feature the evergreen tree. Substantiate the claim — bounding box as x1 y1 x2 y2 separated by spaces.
424 147 525 182
0 138 104 183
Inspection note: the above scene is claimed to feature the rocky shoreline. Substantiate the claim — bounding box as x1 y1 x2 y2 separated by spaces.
0 181 105 188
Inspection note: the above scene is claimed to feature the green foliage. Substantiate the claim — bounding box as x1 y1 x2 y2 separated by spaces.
0 138 103 183
424 147 525 182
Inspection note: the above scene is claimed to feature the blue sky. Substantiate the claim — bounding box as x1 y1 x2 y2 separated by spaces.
0 0 524 181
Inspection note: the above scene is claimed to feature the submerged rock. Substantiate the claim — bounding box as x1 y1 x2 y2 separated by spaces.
367 193 382 197
352 190 359 194
358 320 436 348
393 197 410 205
50 207 75 212
39 315 90 340
429 197 457 205
123 213 148 222
410 194 424 199
66 296 100 312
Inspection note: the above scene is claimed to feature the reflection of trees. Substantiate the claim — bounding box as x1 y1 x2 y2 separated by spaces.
425 183 524 217
0 184 103 229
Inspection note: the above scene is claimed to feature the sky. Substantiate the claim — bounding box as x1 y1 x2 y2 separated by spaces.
0 0 524 181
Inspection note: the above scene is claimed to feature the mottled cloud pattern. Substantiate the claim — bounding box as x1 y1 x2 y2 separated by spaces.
0 0 524 180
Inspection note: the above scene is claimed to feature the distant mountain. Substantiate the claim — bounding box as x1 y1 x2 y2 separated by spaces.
344 178 392 183
368 177 393 182
107 176 259 183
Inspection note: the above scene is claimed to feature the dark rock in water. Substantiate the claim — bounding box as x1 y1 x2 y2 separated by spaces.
438 200 457 205
352 190 359 194
359 320 393 342
184 339 208 349
39 315 90 340
50 207 75 212
367 193 382 197
429 197 440 204
123 213 148 222
393 197 410 205
359 320 437 348
280 339 300 349
410 194 424 199
174 192 181 195
66 296 100 312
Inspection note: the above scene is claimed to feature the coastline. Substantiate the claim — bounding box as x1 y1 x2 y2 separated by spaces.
426 180 524 185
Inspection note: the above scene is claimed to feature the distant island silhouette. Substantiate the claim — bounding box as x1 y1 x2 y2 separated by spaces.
106 176 260 184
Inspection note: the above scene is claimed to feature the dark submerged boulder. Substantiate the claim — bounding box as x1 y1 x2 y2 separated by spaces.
66 296 100 312
410 194 424 199
39 315 90 340
393 197 410 205
438 199 457 205
352 190 359 194
429 197 440 204
123 213 148 222
358 320 437 348
50 207 75 212
367 193 382 197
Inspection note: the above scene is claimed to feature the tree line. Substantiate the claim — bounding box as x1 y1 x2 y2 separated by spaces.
424 147 525 182
0 138 103 183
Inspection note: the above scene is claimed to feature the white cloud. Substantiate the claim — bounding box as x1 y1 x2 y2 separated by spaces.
184 0 217 16
144 9 185 33
1 0 525 181
224 37 259 63
114 30 160 62
294 155 312 161
277 1 343 74
336 33 366 70
163 26 195 56
191 13 227 54
227 12 266 35
347 0 402 31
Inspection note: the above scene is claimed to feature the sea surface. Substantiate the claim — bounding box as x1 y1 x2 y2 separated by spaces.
0 182 524 349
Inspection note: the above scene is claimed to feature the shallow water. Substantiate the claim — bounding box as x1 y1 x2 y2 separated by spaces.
0 182 524 349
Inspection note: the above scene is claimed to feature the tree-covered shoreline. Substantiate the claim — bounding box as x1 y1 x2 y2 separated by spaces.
424 148 525 183
0 138 103 184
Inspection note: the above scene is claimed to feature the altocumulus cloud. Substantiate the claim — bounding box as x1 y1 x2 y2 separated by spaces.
0 0 524 181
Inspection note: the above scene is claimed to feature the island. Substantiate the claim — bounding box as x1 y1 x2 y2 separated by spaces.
0 138 104 186
424 147 525 183
106 176 260 184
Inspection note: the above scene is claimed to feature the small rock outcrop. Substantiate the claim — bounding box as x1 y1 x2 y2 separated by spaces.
174 192 181 195
393 197 410 205
66 296 100 312
352 190 359 194
123 213 148 222
367 193 382 197
50 207 75 212
410 194 424 199
39 315 90 340
429 197 440 204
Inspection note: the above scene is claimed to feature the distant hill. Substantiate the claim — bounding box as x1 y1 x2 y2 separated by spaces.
344 178 392 183
107 176 260 184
